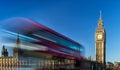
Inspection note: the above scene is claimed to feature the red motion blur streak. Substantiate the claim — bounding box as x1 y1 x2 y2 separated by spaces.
23 18 83 47
1 18 84 60
31 38 83 60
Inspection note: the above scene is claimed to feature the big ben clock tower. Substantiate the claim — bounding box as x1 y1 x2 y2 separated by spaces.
95 11 106 64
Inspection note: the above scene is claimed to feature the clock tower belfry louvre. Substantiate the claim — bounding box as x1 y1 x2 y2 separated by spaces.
95 11 106 64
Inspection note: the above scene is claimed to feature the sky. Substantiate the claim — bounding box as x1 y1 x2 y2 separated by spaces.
0 0 120 62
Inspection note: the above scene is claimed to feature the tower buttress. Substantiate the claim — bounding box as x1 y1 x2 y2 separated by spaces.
1 45 8 57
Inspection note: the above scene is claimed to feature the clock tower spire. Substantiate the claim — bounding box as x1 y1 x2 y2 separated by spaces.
98 10 103 27
95 11 106 64
99 10 102 20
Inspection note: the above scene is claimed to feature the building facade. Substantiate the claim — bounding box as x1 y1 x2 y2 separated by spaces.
0 33 84 70
95 11 106 64
0 34 30 69
84 59 105 70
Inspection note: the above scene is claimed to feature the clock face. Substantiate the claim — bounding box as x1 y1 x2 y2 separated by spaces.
97 34 102 39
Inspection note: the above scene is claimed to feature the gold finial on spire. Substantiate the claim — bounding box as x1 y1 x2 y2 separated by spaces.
99 10 102 20
98 10 103 27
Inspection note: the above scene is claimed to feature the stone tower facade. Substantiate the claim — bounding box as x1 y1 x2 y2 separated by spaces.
95 11 106 64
